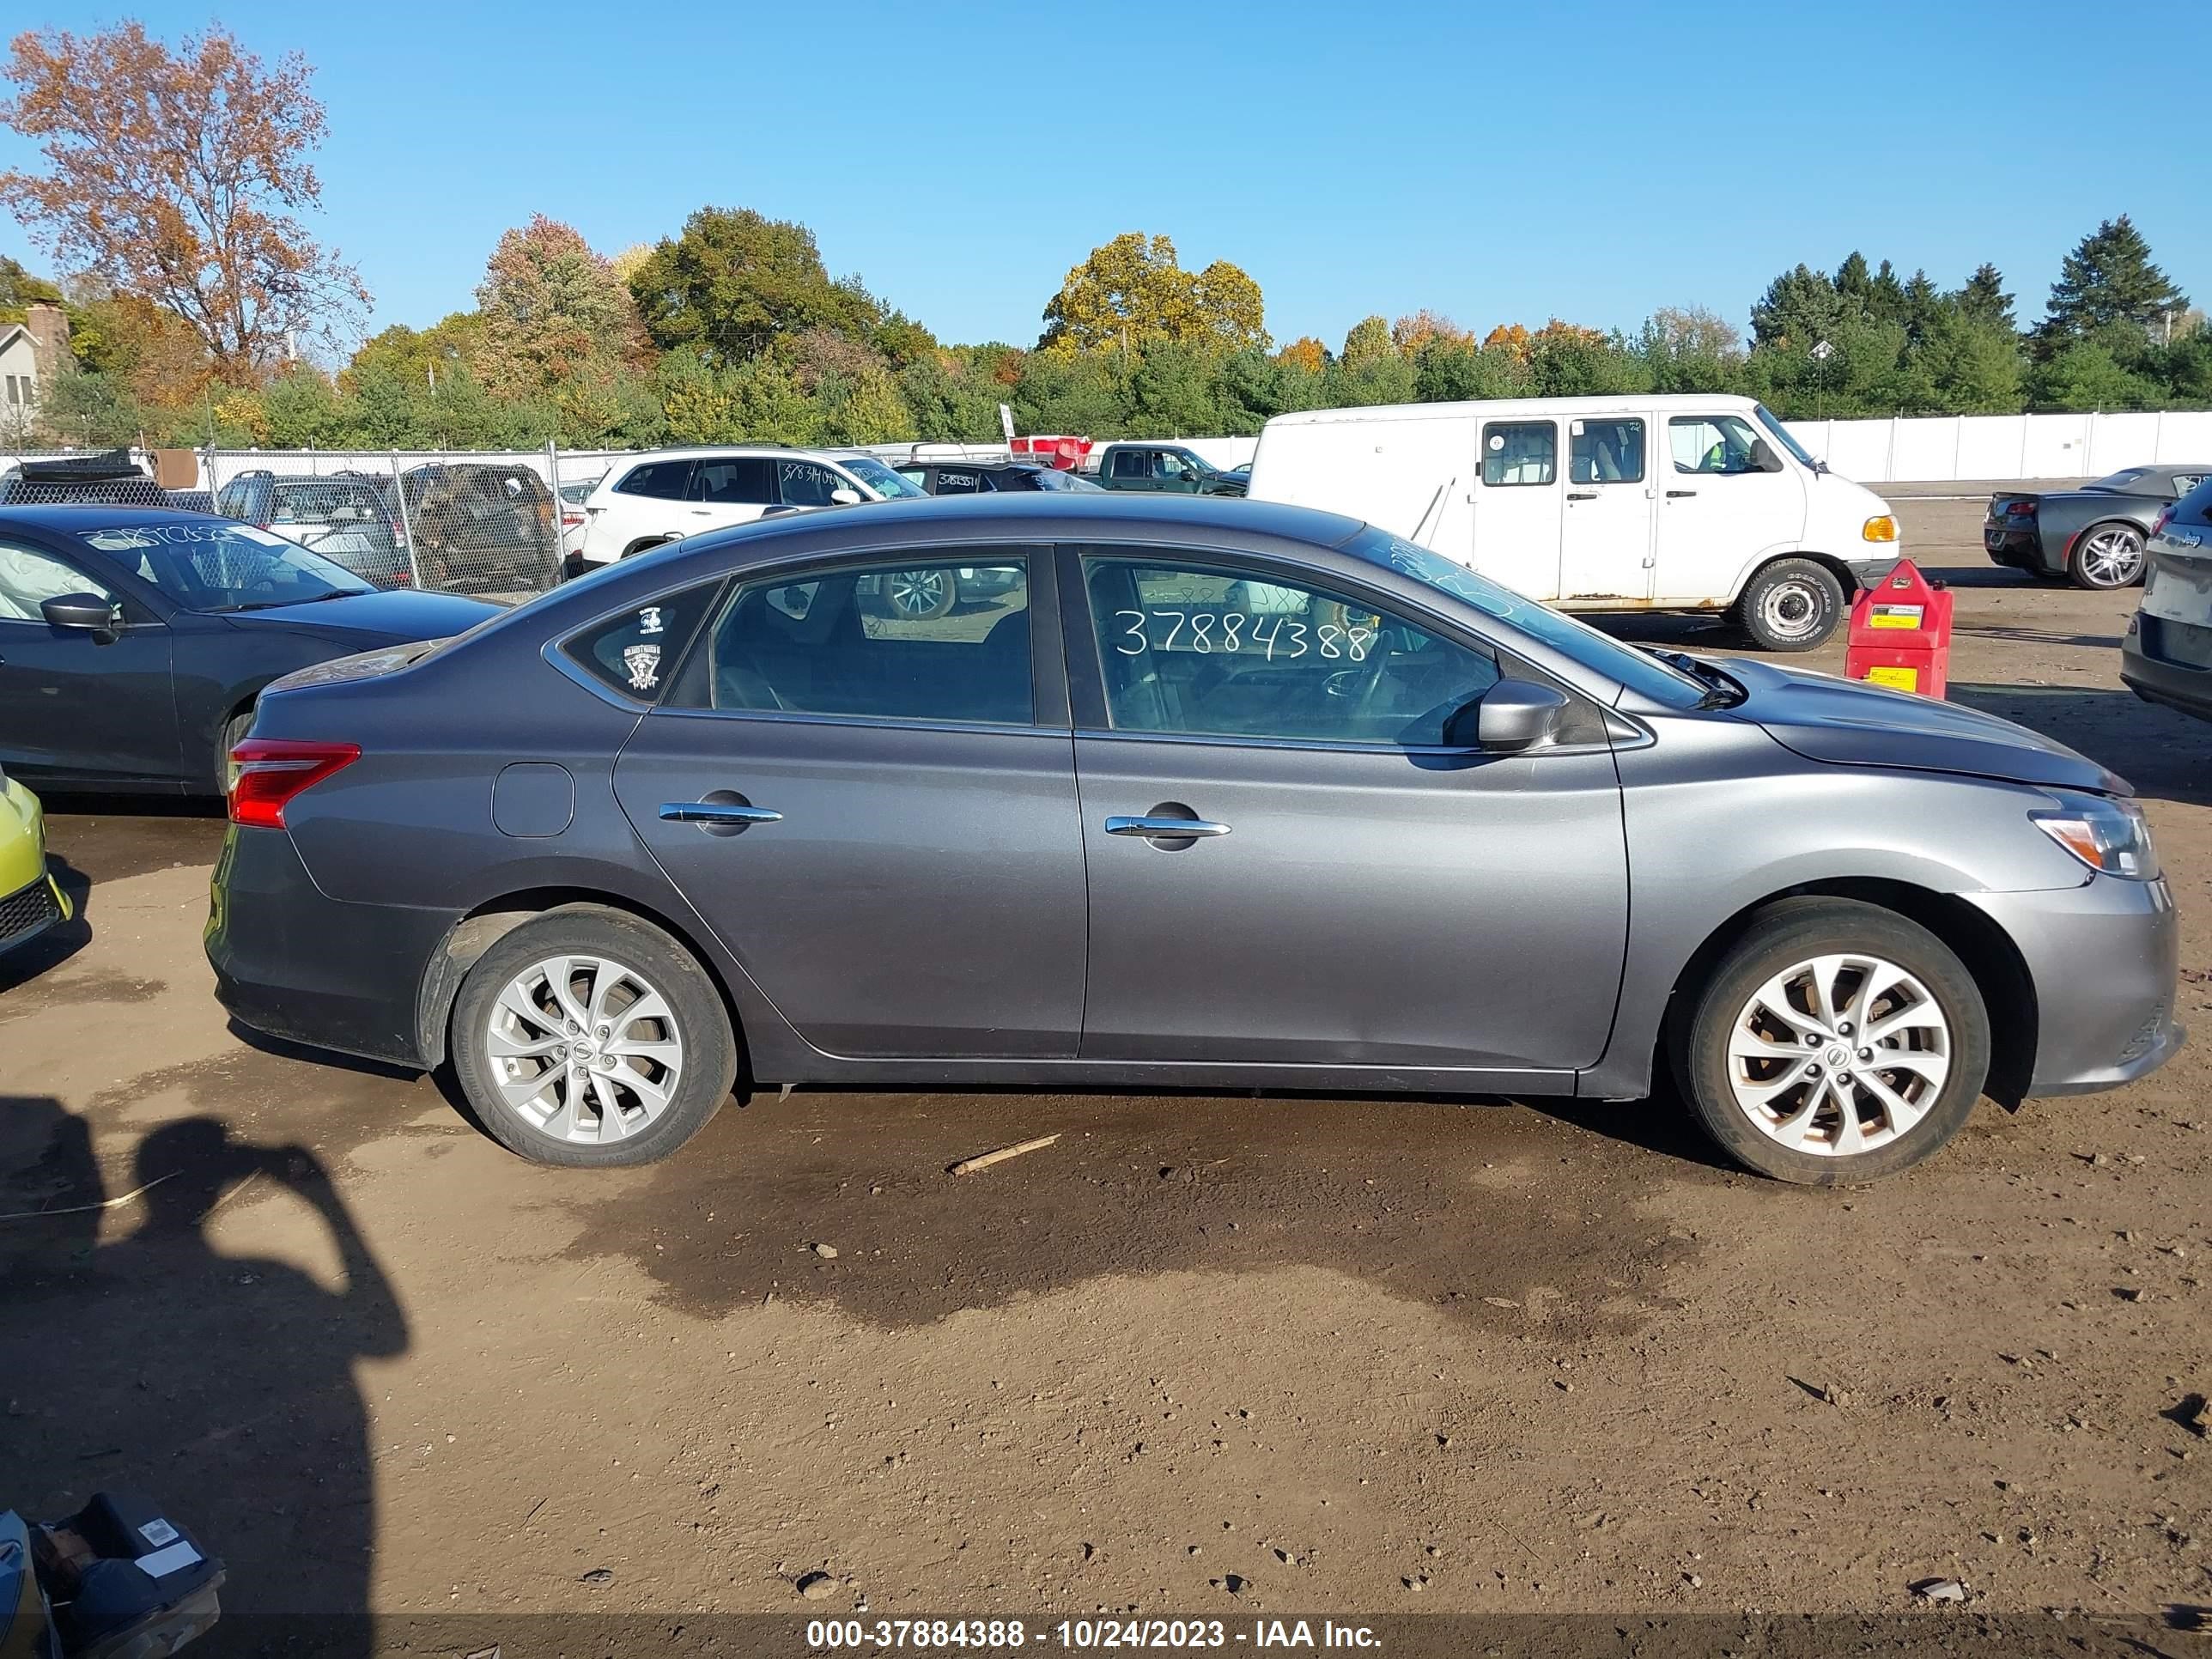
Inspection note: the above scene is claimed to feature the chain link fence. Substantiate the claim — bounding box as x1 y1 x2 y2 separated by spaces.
197 447 627 599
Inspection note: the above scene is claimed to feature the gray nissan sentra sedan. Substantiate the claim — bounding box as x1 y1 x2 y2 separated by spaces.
205 495 2183 1182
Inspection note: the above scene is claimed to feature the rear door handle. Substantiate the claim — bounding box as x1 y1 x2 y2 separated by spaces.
1667 489 1698 498
659 801 781 825
1565 490 1598 501
1105 815 1231 839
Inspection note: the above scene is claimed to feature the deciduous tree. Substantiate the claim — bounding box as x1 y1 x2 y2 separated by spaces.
0 22 367 380
629 207 878 363
1040 233 1266 357
473 216 647 401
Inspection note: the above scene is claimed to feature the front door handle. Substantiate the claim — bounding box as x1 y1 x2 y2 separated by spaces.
1667 489 1698 498
660 801 782 825
1565 490 1598 501
1105 815 1231 839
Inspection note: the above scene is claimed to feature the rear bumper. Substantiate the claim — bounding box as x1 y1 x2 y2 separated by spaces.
1966 876 2184 1097
204 825 457 1068
2121 621 2212 724
1984 525 2055 574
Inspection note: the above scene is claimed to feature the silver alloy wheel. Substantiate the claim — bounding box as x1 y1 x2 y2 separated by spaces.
1726 951 1951 1157
2076 526 2145 588
484 954 684 1144
1758 580 1823 642
885 568 951 618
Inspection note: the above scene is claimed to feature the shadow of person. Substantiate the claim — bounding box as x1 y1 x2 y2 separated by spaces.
2 1114 405 1656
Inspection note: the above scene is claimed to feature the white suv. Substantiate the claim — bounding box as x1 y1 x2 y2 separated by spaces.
568 447 926 575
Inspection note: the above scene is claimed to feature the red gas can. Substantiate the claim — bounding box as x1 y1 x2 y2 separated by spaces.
1844 559 1953 699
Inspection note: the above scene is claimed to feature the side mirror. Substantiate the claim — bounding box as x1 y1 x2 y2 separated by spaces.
1749 438 1784 473
1447 680 1571 754
829 487 862 506
42 592 121 639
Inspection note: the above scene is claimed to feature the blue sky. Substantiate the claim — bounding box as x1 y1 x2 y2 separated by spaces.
3 0 2206 353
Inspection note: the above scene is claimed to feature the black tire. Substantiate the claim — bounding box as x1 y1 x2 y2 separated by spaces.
1674 897 1990 1184
449 905 738 1168
1735 557 1845 652
2067 520 2148 591
217 708 255 798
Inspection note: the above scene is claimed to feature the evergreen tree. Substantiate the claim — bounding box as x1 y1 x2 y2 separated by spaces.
2039 215 2187 348
1958 264 2016 332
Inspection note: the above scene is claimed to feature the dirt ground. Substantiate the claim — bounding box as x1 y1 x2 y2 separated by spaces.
3 489 2209 1649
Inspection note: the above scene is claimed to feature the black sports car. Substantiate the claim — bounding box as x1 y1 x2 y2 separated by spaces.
1985 464 2210 590
0 505 498 794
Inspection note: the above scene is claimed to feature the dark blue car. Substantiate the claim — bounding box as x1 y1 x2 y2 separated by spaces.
0 506 498 793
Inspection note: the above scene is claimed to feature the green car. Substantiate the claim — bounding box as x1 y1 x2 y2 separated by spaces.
0 766 70 956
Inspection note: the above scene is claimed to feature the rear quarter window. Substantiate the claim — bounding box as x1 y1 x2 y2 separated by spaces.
559 581 723 701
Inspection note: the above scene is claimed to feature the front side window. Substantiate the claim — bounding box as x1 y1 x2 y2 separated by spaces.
1669 415 1764 475
1084 558 1500 747
776 460 847 508
617 460 693 499
1570 418 1645 484
0 541 116 623
1481 422 1556 487
1156 451 1193 481
690 458 776 506
668 556 1032 726
561 580 724 700
70 521 369 611
836 455 927 499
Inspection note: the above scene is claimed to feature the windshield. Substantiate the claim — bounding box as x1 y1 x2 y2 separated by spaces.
1343 527 1707 708
838 456 928 500
1753 404 1820 471
76 520 373 611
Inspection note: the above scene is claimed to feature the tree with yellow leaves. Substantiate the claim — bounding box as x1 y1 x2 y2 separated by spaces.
1040 233 1267 358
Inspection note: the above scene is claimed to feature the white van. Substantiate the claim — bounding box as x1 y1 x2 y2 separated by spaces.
1246 394 1900 650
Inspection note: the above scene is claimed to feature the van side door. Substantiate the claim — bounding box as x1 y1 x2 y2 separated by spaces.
1653 414 1807 605
1559 416 1656 603
1469 417 1563 600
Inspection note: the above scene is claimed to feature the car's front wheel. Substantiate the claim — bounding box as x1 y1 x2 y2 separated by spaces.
1676 898 1990 1183
2068 521 2147 590
450 906 738 1167
1735 558 1844 652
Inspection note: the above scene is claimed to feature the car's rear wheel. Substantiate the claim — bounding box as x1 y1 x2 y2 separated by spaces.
2068 521 2147 590
1735 558 1844 652
450 906 738 1167
1676 898 1990 1183
884 568 957 621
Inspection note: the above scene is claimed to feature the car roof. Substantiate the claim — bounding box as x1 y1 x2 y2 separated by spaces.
602 446 854 463
639 491 1365 557
0 503 228 532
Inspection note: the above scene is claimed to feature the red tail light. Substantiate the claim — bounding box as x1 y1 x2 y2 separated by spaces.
2153 507 2174 538
229 738 361 829
2005 500 2037 518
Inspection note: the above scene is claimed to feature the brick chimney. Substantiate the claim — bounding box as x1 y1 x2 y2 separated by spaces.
23 301 70 380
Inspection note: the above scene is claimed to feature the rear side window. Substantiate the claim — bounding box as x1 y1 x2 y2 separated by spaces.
666 556 1032 726
617 461 693 499
561 581 723 701
690 458 776 505
1569 418 1644 484
2174 478 2212 527
1481 422 1555 486
1109 450 1148 480
933 470 983 495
